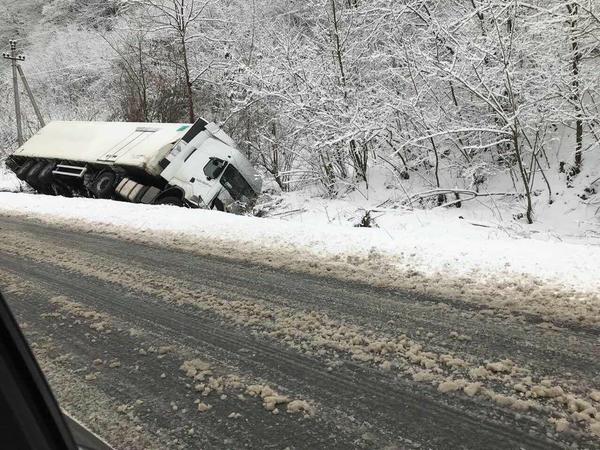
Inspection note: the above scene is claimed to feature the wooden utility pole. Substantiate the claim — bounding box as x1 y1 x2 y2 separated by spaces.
2 40 24 146
2 39 45 146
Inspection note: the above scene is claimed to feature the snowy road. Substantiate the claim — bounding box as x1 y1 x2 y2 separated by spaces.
0 215 599 449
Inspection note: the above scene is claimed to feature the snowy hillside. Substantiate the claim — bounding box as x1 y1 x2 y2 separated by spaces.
1 1 600 232
259 125 600 241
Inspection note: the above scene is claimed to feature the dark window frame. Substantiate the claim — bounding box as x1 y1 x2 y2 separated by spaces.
203 157 228 180
219 165 256 201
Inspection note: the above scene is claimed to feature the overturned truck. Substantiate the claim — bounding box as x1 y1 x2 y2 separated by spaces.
6 118 262 211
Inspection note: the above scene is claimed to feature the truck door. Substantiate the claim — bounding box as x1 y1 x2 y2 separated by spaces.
176 147 228 207
97 126 159 162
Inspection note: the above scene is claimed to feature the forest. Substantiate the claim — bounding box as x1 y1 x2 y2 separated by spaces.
1 0 599 224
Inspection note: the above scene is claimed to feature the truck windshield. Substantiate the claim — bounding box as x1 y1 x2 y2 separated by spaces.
220 165 256 202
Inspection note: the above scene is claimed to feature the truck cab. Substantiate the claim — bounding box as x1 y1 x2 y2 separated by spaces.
159 119 262 210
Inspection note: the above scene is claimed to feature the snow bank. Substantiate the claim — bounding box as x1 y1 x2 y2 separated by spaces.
0 192 599 295
0 168 23 193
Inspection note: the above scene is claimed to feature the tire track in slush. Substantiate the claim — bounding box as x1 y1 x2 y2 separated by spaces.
0 216 598 448
0 253 558 449
1 266 352 449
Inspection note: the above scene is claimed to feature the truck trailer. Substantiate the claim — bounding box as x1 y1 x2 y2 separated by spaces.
6 118 262 211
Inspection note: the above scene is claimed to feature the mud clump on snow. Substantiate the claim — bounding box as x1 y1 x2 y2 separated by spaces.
158 345 175 355
463 382 482 397
510 399 532 412
49 295 112 333
263 395 290 411
179 355 315 419
286 400 315 416
195 374 243 397
468 367 490 379
197 402 212 413
485 360 514 374
566 396 593 413
529 385 564 399
551 418 570 433
481 389 534 412
380 360 392 372
246 385 279 399
412 371 437 383
245 384 313 415
437 380 462 393
180 359 211 379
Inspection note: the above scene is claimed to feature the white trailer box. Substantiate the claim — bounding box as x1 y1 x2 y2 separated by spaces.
13 121 189 176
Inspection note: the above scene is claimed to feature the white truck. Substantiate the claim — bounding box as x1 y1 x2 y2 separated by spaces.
6 118 262 211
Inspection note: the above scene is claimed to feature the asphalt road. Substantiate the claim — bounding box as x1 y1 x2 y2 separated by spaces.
0 215 598 449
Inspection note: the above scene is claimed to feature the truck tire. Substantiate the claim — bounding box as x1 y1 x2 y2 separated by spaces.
15 160 35 180
52 180 73 198
83 172 96 192
26 161 46 187
154 196 183 207
38 163 55 185
92 171 116 198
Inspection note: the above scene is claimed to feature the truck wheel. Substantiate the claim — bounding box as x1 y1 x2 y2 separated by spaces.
83 172 95 191
155 196 183 207
26 161 46 187
38 163 55 185
15 160 35 180
52 181 72 198
93 171 116 198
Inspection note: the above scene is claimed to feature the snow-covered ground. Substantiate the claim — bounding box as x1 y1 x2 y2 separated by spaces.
1 122 598 304
0 191 598 296
0 167 24 193
258 129 600 246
